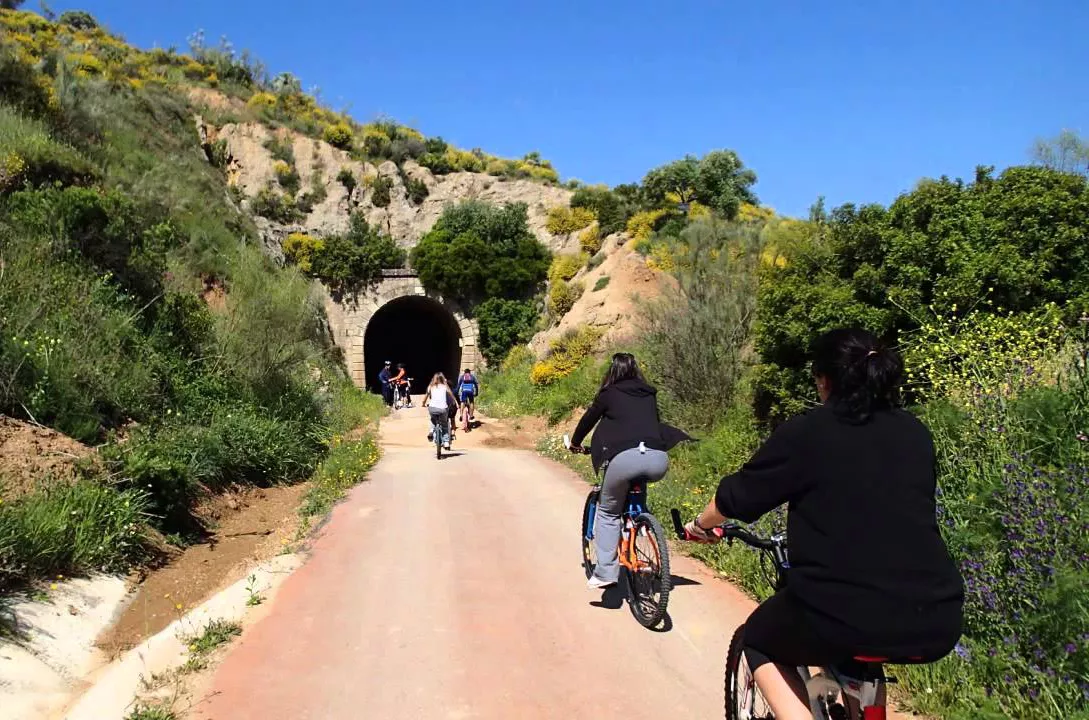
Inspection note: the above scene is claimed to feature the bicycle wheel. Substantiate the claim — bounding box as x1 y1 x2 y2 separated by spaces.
625 512 672 628
725 623 774 720
580 489 599 580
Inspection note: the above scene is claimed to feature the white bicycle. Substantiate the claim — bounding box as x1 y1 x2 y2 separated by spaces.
671 510 906 720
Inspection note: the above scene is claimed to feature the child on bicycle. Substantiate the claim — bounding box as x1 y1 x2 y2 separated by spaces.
684 328 963 720
568 353 690 590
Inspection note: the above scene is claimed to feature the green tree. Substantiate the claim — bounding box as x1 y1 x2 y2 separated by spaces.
271 72 302 95
1 0 27 8
310 214 405 293
474 297 538 364
754 165 1089 421
570 185 631 236
411 201 550 304
1032 129 1089 176
642 150 757 219
57 10 98 30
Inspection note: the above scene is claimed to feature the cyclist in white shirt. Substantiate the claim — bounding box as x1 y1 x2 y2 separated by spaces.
424 373 459 450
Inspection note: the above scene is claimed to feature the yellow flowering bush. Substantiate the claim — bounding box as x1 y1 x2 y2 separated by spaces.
282 233 325 273
548 253 584 284
546 206 596 235
247 92 278 109
322 123 353 150
531 325 602 385
578 222 601 254
626 208 667 243
1 152 28 193
645 242 676 272
67 52 105 77
547 279 583 318
182 59 210 80
904 302 1066 404
737 202 775 224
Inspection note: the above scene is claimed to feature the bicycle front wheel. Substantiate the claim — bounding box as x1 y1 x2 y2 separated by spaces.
625 512 671 628
725 623 775 720
580 489 599 580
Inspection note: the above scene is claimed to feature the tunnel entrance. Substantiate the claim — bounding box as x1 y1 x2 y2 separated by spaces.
363 295 462 394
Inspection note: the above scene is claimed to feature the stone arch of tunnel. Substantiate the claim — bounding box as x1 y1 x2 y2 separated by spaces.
363 295 469 394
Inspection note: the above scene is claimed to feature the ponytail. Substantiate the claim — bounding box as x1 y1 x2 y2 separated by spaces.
811 328 903 421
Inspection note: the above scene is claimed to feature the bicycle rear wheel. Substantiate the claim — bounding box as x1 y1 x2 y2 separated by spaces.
625 512 671 628
580 489 599 580
725 623 774 720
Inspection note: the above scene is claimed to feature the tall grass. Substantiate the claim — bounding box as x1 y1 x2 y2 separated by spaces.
0 480 149 591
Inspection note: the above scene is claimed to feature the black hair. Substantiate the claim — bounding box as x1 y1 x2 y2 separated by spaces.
464 368 471 373
810 328 903 421
599 352 643 391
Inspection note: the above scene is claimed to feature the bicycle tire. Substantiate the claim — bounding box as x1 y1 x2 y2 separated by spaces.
625 512 672 629
725 623 774 720
580 489 598 580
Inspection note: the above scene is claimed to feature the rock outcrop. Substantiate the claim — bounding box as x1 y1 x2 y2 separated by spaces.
214 122 577 254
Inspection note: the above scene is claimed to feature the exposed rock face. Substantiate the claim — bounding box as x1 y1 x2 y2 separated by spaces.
215 123 576 254
529 234 669 356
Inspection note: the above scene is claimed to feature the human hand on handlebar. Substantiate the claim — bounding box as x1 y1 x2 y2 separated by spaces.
568 444 588 455
683 518 722 544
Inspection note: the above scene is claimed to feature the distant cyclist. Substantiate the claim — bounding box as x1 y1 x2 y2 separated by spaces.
390 363 409 406
568 353 690 589
684 328 963 720
457 368 479 420
423 372 458 450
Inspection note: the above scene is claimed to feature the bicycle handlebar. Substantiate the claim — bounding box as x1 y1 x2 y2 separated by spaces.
669 509 778 551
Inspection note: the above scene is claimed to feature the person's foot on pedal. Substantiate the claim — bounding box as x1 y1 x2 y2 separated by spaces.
444 443 451 450
427 432 433 441
587 575 616 590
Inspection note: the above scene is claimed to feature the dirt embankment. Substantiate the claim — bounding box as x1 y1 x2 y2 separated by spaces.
0 415 96 501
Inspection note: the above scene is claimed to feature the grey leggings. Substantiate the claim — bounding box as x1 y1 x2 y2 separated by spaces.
592 447 669 583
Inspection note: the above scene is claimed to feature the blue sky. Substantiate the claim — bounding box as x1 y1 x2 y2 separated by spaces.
49 0 1089 217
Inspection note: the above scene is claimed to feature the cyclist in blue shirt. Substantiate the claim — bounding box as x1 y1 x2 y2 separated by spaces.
377 361 393 407
456 368 479 420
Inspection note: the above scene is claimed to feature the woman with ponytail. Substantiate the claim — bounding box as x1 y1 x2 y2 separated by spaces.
685 328 963 720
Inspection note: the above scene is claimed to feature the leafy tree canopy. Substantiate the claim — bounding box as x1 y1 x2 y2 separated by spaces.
642 149 757 219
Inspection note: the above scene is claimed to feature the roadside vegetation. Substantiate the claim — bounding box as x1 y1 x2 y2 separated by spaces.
0 12 384 593
483 134 1089 719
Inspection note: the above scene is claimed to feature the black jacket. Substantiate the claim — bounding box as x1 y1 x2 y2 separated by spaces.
715 403 964 660
570 379 691 472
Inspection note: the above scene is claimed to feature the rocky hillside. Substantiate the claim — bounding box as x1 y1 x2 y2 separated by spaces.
193 93 577 261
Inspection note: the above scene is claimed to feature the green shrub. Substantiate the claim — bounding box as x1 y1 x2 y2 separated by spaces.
579 223 602 254
297 430 380 534
417 151 452 174
273 160 300 195
481 343 603 423
587 252 606 270
250 185 302 223
642 149 758 218
336 166 356 192
0 480 149 591
57 10 99 30
309 213 405 293
370 174 392 207
475 297 539 365
404 175 428 205
263 134 295 165
640 218 762 430
322 123 353 150
592 275 610 292
411 201 550 305
207 138 230 170
570 185 632 236
547 279 582 318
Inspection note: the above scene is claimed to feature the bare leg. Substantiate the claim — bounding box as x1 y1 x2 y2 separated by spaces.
752 663 811 720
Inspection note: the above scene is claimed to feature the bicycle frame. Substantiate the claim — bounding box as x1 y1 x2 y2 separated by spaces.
586 483 656 574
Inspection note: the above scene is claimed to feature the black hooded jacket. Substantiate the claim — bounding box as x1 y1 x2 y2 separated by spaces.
570 379 691 472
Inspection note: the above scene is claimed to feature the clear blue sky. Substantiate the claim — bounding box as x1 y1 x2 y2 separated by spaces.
51 0 1089 217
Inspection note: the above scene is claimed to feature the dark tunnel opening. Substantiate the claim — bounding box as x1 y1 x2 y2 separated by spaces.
364 296 462 395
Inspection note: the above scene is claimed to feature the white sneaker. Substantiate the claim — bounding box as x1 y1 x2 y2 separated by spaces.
587 576 616 590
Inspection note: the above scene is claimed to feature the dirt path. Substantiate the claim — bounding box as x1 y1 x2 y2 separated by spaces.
187 406 903 719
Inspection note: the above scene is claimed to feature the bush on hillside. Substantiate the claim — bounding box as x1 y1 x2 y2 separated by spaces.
370 174 392 207
474 297 539 365
547 279 582 318
0 104 96 192
545 205 596 236
626 208 668 243
273 160 300 195
530 325 602 386
57 10 99 30
282 232 325 272
570 185 632 236
336 166 356 193
250 185 302 223
308 213 405 293
754 165 1089 422
640 218 762 429
411 201 550 305
322 122 353 150
404 175 428 205
548 253 583 285
578 222 602 254
592 276 610 292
